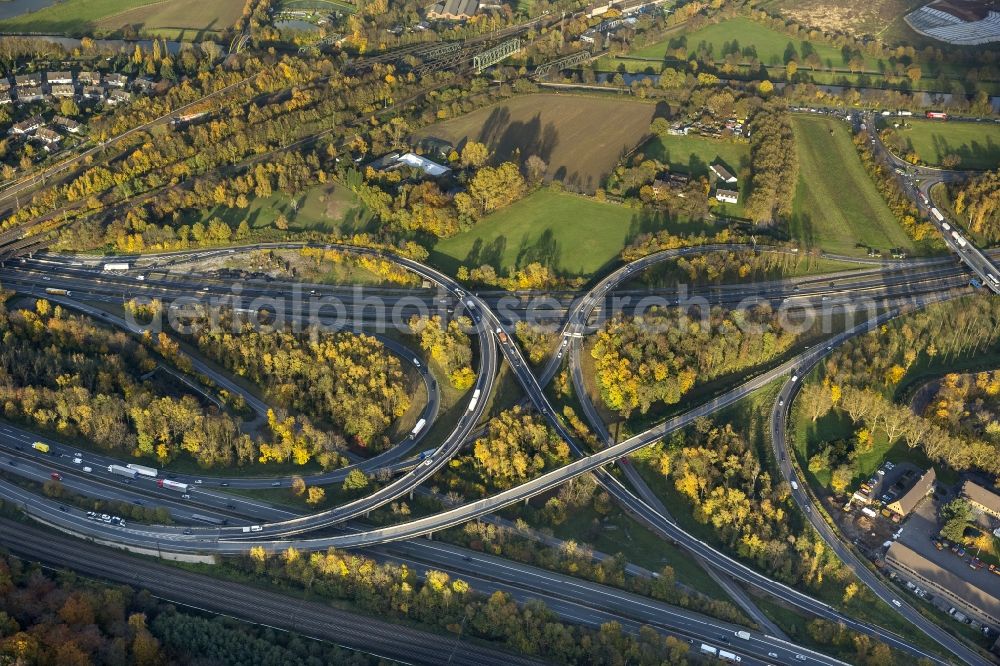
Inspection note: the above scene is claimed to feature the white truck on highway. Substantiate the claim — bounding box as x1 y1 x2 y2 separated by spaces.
103 262 130 272
467 389 481 412
409 418 426 439
126 463 157 478
107 464 138 479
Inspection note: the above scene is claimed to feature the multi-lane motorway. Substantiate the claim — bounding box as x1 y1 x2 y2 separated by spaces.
0 238 995 664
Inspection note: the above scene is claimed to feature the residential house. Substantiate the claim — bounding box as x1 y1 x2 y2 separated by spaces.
105 73 128 88
15 73 41 87
34 127 62 146
0 78 10 93
47 71 73 85
650 179 670 196
0 91 12 105
82 86 105 100
50 84 76 98
9 115 44 135
17 87 45 103
886 468 936 517
108 89 132 105
963 481 1000 520
715 189 739 204
78 71 101 86
133 76 156 93
52 115 82 133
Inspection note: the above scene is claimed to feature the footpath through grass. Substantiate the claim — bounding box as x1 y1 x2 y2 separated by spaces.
430 189 709 277
789 114 914 256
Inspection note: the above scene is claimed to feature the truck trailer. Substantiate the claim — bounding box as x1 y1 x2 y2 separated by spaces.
157 479 189 492
126 463 157 478
108 465 139 479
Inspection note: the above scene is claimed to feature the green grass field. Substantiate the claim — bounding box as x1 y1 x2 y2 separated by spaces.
893 119 1000 170
430 189 707 277
629 17 880 71
0 0 245 37
789 114 914 256
187 182 375 235
641 133 751 217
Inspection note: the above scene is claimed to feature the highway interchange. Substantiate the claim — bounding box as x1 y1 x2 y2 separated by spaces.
0 119 998 665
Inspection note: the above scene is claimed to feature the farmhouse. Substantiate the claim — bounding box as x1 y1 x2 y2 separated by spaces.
50 84 76 98
963 481 1000 520
710 163 738 184
47 71 73 85
887 468 936 517
425 0 479 20
52 115 82 133
715 189 739 204
9 115 44 135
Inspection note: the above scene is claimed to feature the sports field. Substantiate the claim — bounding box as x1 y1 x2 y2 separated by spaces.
642 133 750 216
0 0 245 37
789 115 914 256
430 189 701 276
893 119 1000 170
414 94 657 194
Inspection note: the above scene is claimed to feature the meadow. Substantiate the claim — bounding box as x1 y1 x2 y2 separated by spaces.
430 189 700 277
789 114 914 256
892 119 1000 170
627 17 881 71
187 182 375 236
414 93 658 194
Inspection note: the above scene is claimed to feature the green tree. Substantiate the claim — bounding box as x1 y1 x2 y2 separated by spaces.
343 468 369 492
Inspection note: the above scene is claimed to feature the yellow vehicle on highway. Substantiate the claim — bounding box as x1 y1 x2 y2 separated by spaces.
31 442 50 453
